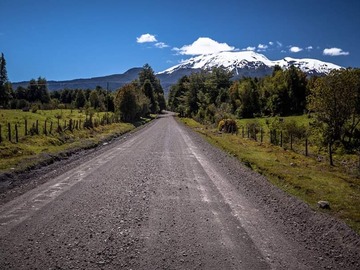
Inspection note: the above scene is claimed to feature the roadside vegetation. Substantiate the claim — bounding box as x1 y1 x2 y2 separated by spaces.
180 117 360 233
0 53 164 173
169 66 360 233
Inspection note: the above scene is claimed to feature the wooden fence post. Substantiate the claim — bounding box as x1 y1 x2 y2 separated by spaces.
8 123 11 142
25 119 28 136
260 128 263 143
44 120 47 135
15 124 18 143
305 138 308 156
274 130 277 145
50 122 53 134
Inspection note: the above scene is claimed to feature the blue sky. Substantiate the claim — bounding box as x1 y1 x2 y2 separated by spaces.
1 0 359 82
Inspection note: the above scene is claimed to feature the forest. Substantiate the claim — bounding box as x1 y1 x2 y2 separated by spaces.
1 51 360 164
0 53 165 123
168 65 360 164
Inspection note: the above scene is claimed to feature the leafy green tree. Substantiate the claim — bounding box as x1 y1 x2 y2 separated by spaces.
259 68 289 116
89 90 100 109
115 84 139 122
230 78 260 118
308 69 359 165
168 76 189 115
75 89 86 108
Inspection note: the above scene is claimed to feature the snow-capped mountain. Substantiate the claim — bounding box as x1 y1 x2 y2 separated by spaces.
158 51 342 78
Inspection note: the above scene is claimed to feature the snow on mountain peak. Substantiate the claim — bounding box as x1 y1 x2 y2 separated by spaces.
158 51 342 76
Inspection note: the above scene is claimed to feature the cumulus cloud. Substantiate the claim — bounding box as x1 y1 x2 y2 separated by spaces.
323 47 349 56
257 44 268 51
173 37 235 55
136 33 157 43
290 46 303 53
155 42 169 48
269 41 274 46
243 46 256 51
306 46 313 51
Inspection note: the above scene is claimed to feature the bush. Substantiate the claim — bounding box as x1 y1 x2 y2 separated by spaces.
218 119 237 133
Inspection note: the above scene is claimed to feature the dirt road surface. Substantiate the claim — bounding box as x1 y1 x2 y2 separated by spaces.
0 113 359 269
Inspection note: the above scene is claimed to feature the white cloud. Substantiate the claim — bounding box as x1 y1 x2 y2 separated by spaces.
136 33 157 43
269 41 274 46
243 46 256 51
323 47 349 56
174 37 235 55
257 44 268 51
290 46 303 53
276 41 283 47
306 46 313 51
155 42 169 48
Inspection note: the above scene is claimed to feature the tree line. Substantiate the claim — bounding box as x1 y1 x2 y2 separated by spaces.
168 66 360 164
0 52 165 122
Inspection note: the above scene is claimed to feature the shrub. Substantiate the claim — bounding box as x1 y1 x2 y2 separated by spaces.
218 119 237 133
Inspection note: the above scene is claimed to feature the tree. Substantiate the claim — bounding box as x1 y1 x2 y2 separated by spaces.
27 77 50 103
0 53 11 107
75 90 86 108
142 79 158 113
89 90 100 109
233 78 260 118
138 64 166 112
308 69 358 165
285 65 308 114
259 68 289 116
115 84 139 122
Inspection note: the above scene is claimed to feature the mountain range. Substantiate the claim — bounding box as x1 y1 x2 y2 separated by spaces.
12 51 343 95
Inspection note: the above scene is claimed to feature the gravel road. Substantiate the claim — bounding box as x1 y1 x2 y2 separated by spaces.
0 113 359 269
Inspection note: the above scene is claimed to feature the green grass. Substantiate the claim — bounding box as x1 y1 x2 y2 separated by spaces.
179 117 360 234
0 109 150 173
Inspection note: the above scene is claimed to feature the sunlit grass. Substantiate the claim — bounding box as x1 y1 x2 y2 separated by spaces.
179 117 360 234
0 109 142 172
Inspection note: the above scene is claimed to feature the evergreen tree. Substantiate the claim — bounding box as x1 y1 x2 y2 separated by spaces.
0 53 11 107
89 90 100 109
142 79 158 114
27 77 50 103
75 89 86 108
285 65 308 114
138 64 166 112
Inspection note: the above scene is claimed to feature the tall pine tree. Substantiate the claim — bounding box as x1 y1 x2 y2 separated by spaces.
0 53 11 107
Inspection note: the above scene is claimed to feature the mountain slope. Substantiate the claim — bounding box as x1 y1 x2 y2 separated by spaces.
11 52 342 96
158 51 342 78
12 68 143 92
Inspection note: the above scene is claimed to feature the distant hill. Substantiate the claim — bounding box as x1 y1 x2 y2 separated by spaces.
12 51 343 96
12 67 143 92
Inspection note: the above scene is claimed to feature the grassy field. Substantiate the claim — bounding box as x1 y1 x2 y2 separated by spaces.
179 117 360 234
0 109 149 172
